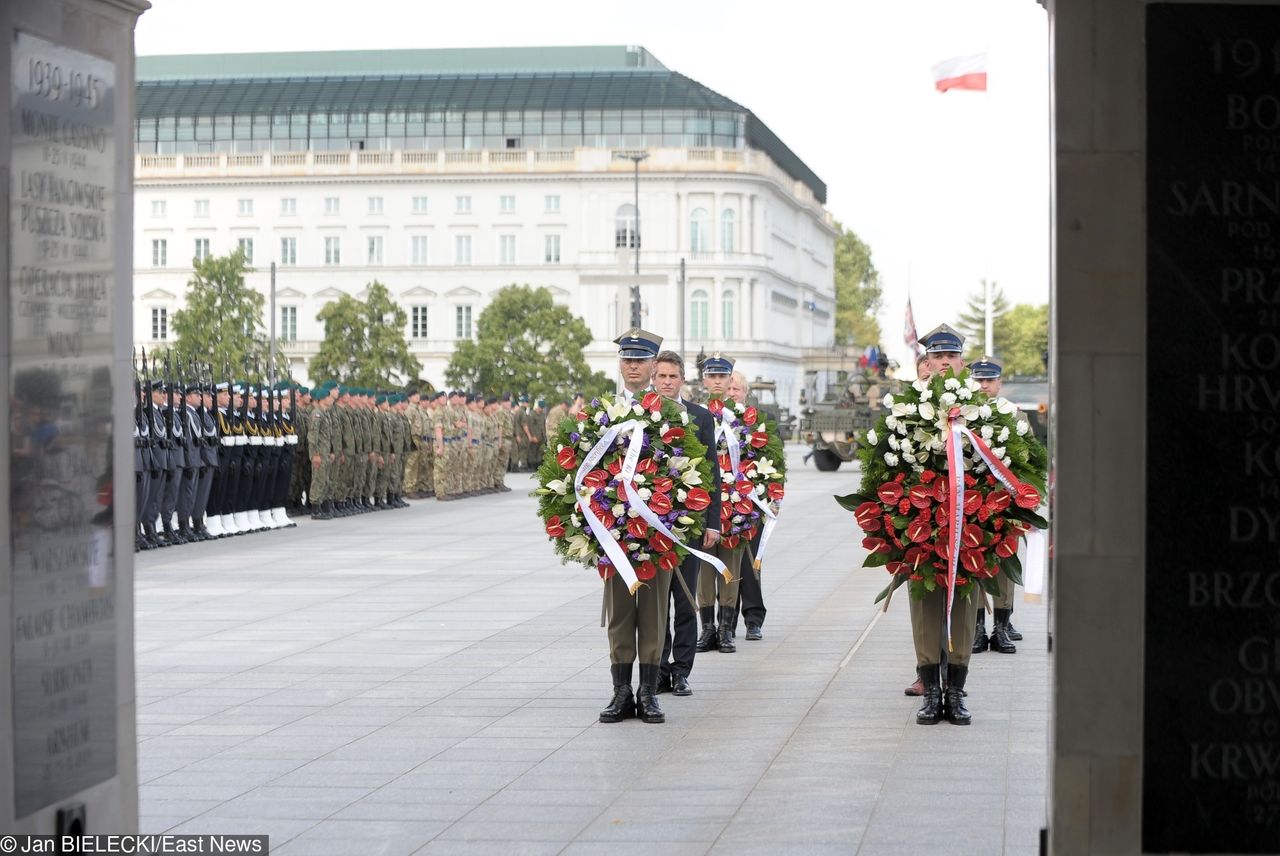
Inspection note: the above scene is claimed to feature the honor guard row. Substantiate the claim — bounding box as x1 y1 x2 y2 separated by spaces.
133 353 301 550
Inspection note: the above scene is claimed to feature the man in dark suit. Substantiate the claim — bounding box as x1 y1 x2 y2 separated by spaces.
652 350 722 697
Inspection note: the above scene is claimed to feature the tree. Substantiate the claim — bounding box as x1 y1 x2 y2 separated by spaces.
310 281 422 387
993 303 1049 376
957 280 1011 358
833 222 883 348
445 285 612 400
169 249 266 373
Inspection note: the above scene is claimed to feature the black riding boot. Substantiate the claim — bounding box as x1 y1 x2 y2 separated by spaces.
599 664 635 723
972 609 989 654
718 607 737 653
1006 608 1023 641
916 664 943 725
945 664 972 725
991 608 1018 654
636 664 665 723
695 607 718 652
163 521 186 545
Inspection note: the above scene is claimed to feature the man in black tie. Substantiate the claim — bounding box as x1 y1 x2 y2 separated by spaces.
652 350 722 697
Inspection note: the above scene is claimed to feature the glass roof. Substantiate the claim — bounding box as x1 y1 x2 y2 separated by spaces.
135 68 826 204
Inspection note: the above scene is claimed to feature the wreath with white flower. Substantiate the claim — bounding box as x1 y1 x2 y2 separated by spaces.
706 396 787 548
836 369 1049 604
535 392 715 585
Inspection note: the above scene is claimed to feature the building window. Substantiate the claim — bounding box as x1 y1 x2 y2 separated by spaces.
281 197 297 216
325 236 341 265
690 288 709 340
280 236 297 266
721 209 735 253
500 195 516 212
615 203 639 249
194 237 210 263
280 306 297 341
455 304 472 339
690 208 710 254
151 199 166 218
499 234 516 265
151 239 167 267
456 195 471 213
545 194 560 213
455 235 472 265
411 235 429 265
544 234 561 264
193 199 210 218
324 196 340 215
151 307 168 340
237 237 254 264
237 198 254 216
412 195 429 214
411 306 429 339
368 196 383 215
722 289 736 339
367 235 384 265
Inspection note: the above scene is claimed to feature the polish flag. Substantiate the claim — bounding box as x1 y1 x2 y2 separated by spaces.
932 53 988 92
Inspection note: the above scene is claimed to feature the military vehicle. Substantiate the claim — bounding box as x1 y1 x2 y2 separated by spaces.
798 370 889 471
747 378 793 441
999 376 1050 445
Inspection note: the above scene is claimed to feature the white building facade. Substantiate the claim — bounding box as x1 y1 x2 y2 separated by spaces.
131 47 836 411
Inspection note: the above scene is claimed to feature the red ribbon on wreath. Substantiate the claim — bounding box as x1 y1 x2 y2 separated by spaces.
943 407 1041 649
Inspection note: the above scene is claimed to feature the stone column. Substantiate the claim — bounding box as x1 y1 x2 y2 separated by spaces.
1051 1 1280 853
0 0 147 834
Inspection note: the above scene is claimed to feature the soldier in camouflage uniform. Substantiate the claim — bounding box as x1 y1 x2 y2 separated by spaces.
309 386 335 519
289 387 311 512
419 393 436 497
435 391 460 501
496 395 513 489
338 388 357 516
402 392 422 498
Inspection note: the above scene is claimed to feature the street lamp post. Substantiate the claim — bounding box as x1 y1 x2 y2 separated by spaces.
614 150 649 329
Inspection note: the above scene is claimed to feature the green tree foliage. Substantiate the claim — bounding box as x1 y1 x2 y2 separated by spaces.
957 280 1011 357
957 282 1048 375
445 285 612 400
310 281 423 387
170 249 266 372
994 303 1049 376
833 222 883 347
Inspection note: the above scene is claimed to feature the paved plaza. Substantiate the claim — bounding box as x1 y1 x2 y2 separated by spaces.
135 448 1050 855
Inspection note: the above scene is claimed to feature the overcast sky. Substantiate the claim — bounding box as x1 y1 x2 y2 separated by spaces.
136 0 1050 370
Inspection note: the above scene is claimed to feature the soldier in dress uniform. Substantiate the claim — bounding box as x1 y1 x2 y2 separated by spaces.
694 355 748 655
652 350 722 697
190 382 220 539
600 328 671 724
134 369 156 551
911 324 977 725
729 369 769 642
969 355 1022 655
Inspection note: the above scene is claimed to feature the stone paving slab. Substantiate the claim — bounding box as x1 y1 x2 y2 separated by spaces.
135 447 1050 854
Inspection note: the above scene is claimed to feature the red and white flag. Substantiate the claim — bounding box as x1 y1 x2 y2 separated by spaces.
904 296 920 356
932 52 987 92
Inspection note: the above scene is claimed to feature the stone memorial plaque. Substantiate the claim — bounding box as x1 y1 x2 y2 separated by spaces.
1146 5 1280 851
9 29 117 818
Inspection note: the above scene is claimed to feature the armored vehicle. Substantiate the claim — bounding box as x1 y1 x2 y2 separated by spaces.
799 370 888 472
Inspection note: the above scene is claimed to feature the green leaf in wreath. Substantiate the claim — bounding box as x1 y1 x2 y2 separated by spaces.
873 573 908 604
863 553 889 568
